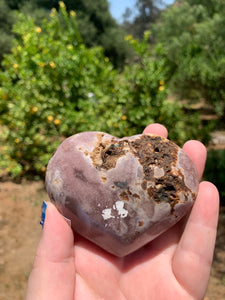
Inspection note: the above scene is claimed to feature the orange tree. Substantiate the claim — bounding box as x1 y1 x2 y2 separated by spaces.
0 2 121 177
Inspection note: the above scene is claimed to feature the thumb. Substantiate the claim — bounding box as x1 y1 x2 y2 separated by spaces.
26 202 75 300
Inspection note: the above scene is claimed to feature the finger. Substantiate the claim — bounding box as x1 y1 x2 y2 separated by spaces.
26 202 75 300
172 181 219 299
142 123 168 138
182 140 207 180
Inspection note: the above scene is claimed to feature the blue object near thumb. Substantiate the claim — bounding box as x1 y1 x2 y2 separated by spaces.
40 201 47 228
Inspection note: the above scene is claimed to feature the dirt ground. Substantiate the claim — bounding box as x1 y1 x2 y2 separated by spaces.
0 181 224 300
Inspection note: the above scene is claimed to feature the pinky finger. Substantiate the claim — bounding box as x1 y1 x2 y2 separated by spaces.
172 181 219 299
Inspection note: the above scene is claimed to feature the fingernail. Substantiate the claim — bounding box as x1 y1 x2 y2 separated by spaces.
40 201 47 228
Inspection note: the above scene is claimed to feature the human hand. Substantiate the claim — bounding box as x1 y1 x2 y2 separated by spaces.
26 123 219 300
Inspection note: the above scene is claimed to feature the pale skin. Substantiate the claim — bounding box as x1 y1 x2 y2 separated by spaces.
26 123 220 300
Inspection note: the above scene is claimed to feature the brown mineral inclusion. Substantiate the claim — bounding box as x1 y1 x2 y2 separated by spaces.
45 132 199 257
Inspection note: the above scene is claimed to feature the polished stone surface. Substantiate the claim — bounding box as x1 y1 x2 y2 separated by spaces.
46 132 199 257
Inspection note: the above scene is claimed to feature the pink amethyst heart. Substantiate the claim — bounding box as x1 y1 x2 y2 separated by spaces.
45 132 199 257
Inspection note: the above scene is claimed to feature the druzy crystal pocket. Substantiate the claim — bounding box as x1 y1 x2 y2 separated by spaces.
45 132 199 257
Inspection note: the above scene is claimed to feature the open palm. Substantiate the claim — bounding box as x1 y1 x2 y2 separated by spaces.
26 124 219 300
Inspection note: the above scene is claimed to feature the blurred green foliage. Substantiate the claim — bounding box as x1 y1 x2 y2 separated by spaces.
0 0 50 64
53 0 132 69
115 33 203 144
0 4 119 177
153 0 225 119
123 0 162 39
204 149 225 206
0 0 133 69
0 3 205 178
0 0 15 61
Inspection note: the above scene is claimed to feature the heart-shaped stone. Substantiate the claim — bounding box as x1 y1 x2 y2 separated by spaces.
45 132 199 257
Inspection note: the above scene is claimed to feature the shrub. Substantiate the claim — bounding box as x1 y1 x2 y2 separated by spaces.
204 149 225 206
116 33 204 144
153 0 225 119
0 3 120 177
